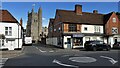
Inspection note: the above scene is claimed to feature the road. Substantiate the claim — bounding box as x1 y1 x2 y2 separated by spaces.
2 43 120 68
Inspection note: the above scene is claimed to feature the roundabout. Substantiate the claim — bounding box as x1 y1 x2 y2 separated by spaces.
69 57 97 63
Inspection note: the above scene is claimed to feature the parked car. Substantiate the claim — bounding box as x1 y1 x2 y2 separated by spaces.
113 42 120 49
84 40 111 51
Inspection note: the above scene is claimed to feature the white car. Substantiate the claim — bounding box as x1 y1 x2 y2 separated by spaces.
24 37 32 45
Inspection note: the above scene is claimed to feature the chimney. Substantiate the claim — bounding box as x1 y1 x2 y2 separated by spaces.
75 4 82 15
93 10 98 14
20 18 23 26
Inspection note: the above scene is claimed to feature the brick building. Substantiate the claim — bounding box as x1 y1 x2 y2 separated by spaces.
47 4 120 49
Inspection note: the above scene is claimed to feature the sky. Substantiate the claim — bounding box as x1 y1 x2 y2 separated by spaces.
1 2 119 29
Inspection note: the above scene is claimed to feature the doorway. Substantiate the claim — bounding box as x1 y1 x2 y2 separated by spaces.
67 38 71 49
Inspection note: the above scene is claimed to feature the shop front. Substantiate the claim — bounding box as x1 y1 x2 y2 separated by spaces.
63 34 84 49
72 34 84 48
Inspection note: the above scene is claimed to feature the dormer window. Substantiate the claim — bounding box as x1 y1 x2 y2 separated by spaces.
113 18 116 23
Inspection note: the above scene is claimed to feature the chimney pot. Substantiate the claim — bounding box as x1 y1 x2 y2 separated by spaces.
93 10 98 14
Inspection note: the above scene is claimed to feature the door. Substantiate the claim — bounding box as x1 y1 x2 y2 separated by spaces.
67 38 71 49
114 38 117 44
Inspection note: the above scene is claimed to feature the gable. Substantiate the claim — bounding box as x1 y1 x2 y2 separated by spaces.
0 10 18 23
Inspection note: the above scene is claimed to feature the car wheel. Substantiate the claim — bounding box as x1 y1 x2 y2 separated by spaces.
93 47 96 51
106 47 110 51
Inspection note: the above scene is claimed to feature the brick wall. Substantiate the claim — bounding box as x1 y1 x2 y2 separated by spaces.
105 12 120 35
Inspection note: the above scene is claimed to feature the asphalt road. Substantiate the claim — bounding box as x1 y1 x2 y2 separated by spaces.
2 44 120 68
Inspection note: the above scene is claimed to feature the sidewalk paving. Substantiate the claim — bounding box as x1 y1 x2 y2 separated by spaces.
0 49 24 58
36 43 84 52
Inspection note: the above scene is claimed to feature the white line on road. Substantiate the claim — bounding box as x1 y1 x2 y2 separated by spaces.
35 47 39 49
49 51 54 52
100 56 118 64
0 58 8 68
61 55 70 57
38 49 46 53
53 59 79 68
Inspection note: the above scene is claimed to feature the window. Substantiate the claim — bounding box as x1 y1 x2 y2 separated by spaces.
69 24 77 32
5 27 12 36
113 18 116 23
94 26 100 33
84 27 87 31
112 27 118 34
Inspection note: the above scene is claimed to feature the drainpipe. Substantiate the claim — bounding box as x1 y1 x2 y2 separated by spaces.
18 24 19 49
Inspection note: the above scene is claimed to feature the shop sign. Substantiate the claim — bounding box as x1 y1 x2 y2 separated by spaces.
73 34 84 37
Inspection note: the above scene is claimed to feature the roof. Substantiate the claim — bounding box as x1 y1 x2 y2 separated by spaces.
0 10 18 23
116 12 120 20
104 12 113 23
56 9 104 25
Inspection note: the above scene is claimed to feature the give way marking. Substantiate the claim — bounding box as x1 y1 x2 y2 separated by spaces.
100 56 118 65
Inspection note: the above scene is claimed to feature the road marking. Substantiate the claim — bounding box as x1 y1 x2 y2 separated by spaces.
49 51 54 52
38 49 46 53
35 47 39 49
69 57 96 63
53 59 79 68
61 55 70 57
100 56 118 64
0 58 8 68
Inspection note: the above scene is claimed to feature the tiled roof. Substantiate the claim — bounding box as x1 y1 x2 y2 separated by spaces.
56 9 104 25
104 12 113 23
0 10 18 23
116 12 120 20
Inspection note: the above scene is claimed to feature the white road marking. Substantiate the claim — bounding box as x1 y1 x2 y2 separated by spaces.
33 46 54 53
53 59 79 68
38 49 46 53
49 51 54 52
35 47 39 49
69 57 97 63
100 56 118 64
61 55 70 57
0 58 8 68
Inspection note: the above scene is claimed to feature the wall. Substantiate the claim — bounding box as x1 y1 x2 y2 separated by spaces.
105 13 119 35
81 24 103 34
0 22 22 50
46 37 58 46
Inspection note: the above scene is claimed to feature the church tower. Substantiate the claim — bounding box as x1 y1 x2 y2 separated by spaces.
38 6 42 41
26 4 42 43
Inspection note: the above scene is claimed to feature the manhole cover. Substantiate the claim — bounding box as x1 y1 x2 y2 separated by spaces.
69 57 96 63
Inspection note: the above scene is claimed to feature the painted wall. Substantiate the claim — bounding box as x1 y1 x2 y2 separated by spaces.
0 22 22 50
81 24 103 34
63 36 72 49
